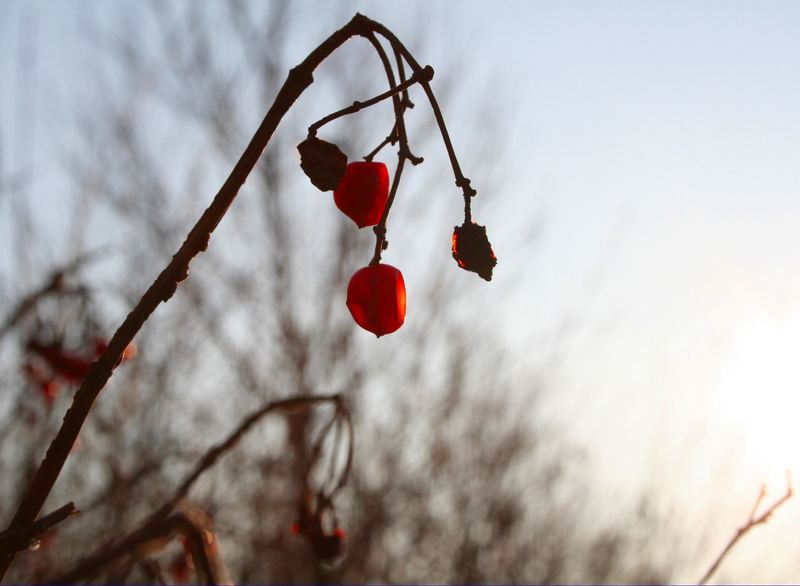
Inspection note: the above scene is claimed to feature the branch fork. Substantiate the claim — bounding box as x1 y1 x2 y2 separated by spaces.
0 12 489 581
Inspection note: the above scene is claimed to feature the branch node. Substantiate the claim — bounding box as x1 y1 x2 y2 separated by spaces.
287 64 314 88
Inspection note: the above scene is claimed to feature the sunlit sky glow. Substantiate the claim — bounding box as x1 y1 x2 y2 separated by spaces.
3 1 800 581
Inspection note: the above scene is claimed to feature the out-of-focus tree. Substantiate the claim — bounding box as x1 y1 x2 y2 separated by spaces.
0 3 673 583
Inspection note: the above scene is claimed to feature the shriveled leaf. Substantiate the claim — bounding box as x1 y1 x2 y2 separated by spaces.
297 136 347 191
452 221 497 281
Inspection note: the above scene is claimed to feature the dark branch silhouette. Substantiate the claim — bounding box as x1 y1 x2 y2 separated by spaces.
0 13 480 579
0 502 78 557
49 393 348 583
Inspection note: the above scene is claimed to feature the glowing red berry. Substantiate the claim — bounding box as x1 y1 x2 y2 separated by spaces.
333 162 389 228
346 264 406 337
40 380 60 403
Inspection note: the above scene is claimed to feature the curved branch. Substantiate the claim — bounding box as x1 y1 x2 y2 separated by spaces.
364 32 422 166
369 157 405 266
0 13 379 580
308 65 431 135
50 509 219 585
362 41 415 163
362 31 420 264
51 393 345 584
159 393 342 516
0 251 100 342
698 473 793 585
370 24 477 220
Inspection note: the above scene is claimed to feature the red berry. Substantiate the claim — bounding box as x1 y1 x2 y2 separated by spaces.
346 264 406 337
333 162 389 228
40 379 60 403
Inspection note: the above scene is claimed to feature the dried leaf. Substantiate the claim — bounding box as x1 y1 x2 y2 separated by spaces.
452 221 497 281
297 136 347 191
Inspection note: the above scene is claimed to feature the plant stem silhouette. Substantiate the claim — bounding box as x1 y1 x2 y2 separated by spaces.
698 473 793 585
0 14 477 580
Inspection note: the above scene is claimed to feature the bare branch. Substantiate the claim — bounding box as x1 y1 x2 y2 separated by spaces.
0 502 78 557
48 393 346 584
0 251 99 342
50 508 221 585
698 472 793 585
159 393 343 515
308 65 432 135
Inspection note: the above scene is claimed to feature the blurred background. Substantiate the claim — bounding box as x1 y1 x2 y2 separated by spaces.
2 0 800 583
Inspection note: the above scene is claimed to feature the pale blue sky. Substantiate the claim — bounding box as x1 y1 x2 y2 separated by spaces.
3 1 800 580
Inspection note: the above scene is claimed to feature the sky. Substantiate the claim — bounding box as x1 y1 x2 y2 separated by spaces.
3 1 800 581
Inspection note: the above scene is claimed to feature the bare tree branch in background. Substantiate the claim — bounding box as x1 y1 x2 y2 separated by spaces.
698 473 793 585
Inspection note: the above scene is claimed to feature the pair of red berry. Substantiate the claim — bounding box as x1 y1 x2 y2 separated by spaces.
333 162 406 338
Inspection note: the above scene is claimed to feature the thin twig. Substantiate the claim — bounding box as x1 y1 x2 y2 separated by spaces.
50 509 219 584
308 65 431 135
364 32 414 265
328 401 354 498
0 502 78 556
371 24 478 219
698 472 793 585
0 252 99 342
158 393 342 516
364 33 421 166
49 393 346 583
363 128 398 162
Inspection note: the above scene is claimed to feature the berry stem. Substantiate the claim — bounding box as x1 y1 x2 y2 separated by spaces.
371 25 477 219
307 65 432 136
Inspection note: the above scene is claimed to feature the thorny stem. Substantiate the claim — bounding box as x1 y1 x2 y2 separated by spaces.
0 13 477 581
328 402 354 497
307 65 432 135
698 472 793 585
